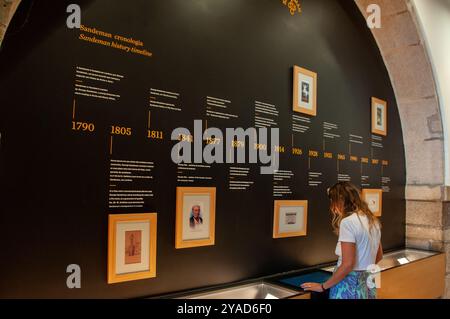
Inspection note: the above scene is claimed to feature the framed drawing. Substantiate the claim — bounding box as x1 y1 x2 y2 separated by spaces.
293 66 317 116
273 200 308 239
372 97 387 136
108 213 157 284
176 187 216 249
362 189 383 217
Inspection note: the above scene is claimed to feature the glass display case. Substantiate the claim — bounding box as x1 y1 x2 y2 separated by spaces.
172 270 331 300
378 249 437 271
161 249 443 299
176 281 300 300
321 248 440 273
272 270 332 290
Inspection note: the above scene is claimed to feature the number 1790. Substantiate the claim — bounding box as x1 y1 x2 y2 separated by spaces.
72 121 95 132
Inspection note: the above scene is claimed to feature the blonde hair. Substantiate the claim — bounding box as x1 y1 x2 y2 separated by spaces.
328 182 380 235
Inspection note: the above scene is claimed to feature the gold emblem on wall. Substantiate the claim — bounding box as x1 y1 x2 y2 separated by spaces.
282 0 302 16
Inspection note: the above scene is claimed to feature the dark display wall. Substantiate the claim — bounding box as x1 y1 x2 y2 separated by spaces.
0 0 406 298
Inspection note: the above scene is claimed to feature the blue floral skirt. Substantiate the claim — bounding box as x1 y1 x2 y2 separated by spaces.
329 271 377 299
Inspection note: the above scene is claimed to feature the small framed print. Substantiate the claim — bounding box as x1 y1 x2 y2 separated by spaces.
362 189 383 217
176 187 216 249
372 97 387 136
293 66 317 116
273 200 308 239
108 213 157 284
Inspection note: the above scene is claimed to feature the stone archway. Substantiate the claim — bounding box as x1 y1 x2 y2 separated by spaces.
355 0 449 298
0 0 20 46
1 0 448 297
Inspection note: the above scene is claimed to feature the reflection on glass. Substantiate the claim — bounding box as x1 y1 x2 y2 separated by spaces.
322 249 438 272
397 257 409 265
180 282 297 300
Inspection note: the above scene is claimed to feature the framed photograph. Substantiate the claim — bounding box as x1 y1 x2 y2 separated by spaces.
372 97 387 136
108 213 157 284
293 66 317 116
176 187 216 249
362 189 383 217
273 200 308 239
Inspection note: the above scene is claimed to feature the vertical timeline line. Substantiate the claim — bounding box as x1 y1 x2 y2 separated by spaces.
110 136 113 156
72 99 76 120
148 110 151 129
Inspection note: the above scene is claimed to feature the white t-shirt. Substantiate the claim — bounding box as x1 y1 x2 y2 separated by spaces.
335 212 381 271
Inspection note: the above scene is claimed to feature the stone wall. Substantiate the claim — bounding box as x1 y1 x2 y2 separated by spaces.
355 0 449 298
0 0 20 47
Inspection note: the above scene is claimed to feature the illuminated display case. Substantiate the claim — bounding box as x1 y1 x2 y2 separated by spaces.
158 249 444 300
322 249 441 272
376 249 445 299
322 248 445 299
377 249 437 271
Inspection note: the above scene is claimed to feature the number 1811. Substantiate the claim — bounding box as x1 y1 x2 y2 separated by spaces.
148 130 164 140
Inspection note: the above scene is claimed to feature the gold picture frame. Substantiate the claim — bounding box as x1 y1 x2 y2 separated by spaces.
273 200 308 239
108 213 157 284
176 187 216 249
362 189 383 217
371 97 388 136
293 66 317 116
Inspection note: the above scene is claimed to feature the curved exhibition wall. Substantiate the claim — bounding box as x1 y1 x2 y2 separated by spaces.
0 0 405 298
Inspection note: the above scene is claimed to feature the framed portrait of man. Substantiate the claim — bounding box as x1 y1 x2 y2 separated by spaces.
175 187 216 249
362 189 383 217
273 200 308 239
371 97 388 136
108 213 157 284
293 66 317 116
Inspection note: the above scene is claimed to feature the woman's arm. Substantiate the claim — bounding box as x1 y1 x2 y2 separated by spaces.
322 242 355 289
375 243 383 264
302 242 356 292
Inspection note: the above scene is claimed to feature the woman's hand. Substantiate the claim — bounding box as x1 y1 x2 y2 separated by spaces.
301 282 324 292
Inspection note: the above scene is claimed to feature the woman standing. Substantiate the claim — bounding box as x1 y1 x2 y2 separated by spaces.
302 182 383 299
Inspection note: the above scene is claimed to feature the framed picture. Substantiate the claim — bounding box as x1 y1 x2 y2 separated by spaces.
176 187 216 249
273 200 308 239
372 97 387 136
293 66 317 116
362 189 383 217
108 213 157 284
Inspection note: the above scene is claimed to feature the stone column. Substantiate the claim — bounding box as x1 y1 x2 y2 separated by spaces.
355 0 448 298
406 186 450 299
